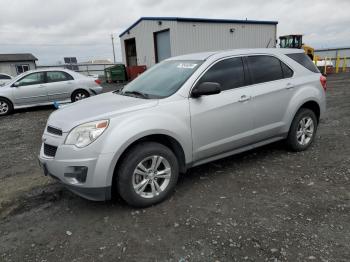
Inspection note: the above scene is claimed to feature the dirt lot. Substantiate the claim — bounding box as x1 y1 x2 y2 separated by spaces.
0 75 349 262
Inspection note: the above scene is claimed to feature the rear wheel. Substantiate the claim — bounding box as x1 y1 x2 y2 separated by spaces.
71 90 89 102
287 108 318 151
0 98 13 116
116 142 179 207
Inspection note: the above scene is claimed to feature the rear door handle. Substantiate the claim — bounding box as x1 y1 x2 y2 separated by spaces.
38 85 46 88
286 83 294 89
238 95 251 102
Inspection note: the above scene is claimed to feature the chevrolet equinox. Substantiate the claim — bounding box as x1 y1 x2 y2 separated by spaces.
39 49 326 207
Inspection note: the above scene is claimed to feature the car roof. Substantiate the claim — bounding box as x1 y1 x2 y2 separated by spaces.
24 68 74 73
168 48 304 61
14 68 84 79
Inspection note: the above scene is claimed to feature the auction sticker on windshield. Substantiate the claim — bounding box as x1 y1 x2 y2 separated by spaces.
177 63 197 69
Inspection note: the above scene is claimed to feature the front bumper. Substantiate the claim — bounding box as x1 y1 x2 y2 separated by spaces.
38 156 111 201
38 132 114 201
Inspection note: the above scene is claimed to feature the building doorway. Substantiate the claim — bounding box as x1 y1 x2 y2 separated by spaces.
125 38 137 66
154 29 171 63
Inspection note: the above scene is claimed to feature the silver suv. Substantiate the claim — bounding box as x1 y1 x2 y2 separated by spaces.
39 49 326 207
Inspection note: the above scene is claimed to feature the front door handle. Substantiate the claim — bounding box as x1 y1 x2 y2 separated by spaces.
239 95 251 102
286 83 294 89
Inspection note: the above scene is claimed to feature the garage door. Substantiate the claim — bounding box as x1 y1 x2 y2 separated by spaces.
154 29 171 63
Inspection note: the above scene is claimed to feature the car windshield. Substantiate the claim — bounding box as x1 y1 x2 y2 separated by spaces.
120 60 202 99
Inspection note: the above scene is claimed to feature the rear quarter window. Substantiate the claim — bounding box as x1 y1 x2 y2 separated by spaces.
286 53 319 73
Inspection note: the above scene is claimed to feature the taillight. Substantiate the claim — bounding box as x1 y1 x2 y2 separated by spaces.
320 75 327 91
94 79 102 85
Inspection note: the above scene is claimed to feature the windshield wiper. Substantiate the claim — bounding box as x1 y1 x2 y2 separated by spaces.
122 90 149 99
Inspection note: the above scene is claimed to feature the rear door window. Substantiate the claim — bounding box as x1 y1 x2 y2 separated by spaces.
46 71 73 83
286 53 319 73
246 55 284 84
197 57 246 91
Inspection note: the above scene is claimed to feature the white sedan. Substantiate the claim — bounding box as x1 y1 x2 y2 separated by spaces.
0 68 103 116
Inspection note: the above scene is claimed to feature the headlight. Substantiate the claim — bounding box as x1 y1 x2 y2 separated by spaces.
65 120 109 148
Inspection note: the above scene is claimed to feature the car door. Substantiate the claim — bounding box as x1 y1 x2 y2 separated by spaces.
45 71 73 102
244 55 295 142
189 57 255 162
13 72 48 105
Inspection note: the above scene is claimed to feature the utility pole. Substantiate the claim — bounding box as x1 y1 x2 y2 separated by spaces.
111 34 116 64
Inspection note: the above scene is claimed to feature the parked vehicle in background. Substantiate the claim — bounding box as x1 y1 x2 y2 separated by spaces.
38 48 326 207
0 73 13 86
0 68 102 116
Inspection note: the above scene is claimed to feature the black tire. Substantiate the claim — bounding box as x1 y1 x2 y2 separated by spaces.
116 142 179 207
287 108 318 151
0 98 13 116
71 90 90 102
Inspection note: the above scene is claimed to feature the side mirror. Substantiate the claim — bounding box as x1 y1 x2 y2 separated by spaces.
12 82 20 87
191 82 221 98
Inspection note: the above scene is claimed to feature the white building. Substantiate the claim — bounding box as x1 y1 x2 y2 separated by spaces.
119 17 278 68
0 53 37 76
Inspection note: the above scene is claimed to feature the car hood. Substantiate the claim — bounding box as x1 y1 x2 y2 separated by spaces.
48 92 159 132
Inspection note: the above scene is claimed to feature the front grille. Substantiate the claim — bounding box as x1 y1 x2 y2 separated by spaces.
47 126 62 136
44 143 58 157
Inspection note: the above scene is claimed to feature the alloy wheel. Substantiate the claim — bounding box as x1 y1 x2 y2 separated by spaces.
0 101 9 115
132 155 171 198
75 92 87 101
296 116 314 146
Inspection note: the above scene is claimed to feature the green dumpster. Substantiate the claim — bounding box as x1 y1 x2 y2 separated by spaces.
104 64 127 83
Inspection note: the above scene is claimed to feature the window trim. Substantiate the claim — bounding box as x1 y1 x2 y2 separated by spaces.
189 53 296 97
280 60 294 79
189 55 249 97
243 54 295 87
15 72 46 87
45 71 74 83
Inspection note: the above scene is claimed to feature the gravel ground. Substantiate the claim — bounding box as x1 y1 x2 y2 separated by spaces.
0 75 349 262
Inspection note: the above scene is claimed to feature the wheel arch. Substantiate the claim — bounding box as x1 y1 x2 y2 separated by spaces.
299 100 320 122
113 133 187 174
111 133 187 196
0 96 14 107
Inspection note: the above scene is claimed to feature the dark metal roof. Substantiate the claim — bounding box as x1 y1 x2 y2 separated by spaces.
0 53 38 62
119 17 278 37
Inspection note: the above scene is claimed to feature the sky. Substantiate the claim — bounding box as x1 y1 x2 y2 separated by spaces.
0 0 348 64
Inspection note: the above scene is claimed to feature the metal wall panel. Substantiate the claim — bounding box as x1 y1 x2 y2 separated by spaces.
120 20 277 68
173 22 276 56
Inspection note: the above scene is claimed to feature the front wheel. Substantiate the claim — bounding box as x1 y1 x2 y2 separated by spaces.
287 108 318 151
71 90 89 102
0 98 13 116
116 142 179 207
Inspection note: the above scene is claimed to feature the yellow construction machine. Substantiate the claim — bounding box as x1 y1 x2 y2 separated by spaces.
279 34 314 60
